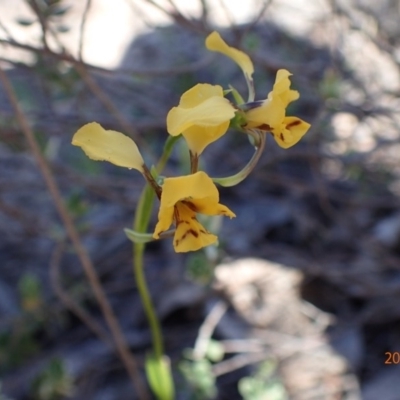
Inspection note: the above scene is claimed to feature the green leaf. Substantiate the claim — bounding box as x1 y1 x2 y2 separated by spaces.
18 273 42 312
145 354 175 400
206 339 224 362
179 359 217 399
229 84 245 105
156 134 181 172
238 359 287 400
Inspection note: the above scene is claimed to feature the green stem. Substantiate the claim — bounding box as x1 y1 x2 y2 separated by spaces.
212 131 265 187
133 242 163 358
132 135 181 361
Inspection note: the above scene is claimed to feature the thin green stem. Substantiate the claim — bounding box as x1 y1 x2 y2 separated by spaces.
133 242 164 358
246 76 255 102
212 131 265 187
131 135 182 399
132 135 181 361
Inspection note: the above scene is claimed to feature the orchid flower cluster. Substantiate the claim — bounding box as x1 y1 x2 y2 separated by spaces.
72 31 310 253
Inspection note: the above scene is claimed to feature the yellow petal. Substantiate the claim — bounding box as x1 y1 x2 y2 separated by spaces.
272 116 310 148
167 95 235 136
72 122 144 171
191 198 235 218
245 97 285 131
153 172 217 239
181 122 230 155
271 69 299 108
159 171 220 209
206 31 254 80
153 206 174 239
167 84 235 154
173 203 217 252
179 83 225 108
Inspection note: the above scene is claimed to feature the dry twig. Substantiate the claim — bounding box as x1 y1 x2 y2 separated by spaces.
193 300 228 359
49 241 112 347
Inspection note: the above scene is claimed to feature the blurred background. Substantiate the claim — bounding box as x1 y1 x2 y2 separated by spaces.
1 0 400 399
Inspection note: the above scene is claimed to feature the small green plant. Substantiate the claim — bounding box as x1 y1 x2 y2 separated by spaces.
32 358 73 400
179 337 225 399
180 358 217 400
18 273 43 312
0 274 46 372
239 360 288 400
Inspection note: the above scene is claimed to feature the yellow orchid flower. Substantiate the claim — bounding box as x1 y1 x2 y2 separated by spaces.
166 83 236 156
153 171 235 252
245 70 310 148
205 32 310 149
72 122 144 171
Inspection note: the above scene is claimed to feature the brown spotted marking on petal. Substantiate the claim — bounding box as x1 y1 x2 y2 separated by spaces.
176 220 190 226
174 207 180 221
286 120 302 129
188 229 199 238
257 123 272 131
280 133 284 141
174 228 199 247
181 200 198 212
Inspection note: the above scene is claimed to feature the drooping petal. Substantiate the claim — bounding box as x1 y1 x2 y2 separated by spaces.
181 122 230 155
153 205 174 239
72 122 144 171
173 202 217 252
272 116 311 149
205 31 254 81
167 95 235 135
270 69 299 108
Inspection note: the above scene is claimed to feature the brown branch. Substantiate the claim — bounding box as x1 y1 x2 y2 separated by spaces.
72 61 146 151
0 38 213 76
241 0 273 38
0 17 12 39
212 351 269 377
49 241 113 347
193 301 228 360
0 66 149 400
78 0 92 61
27 0 50 50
